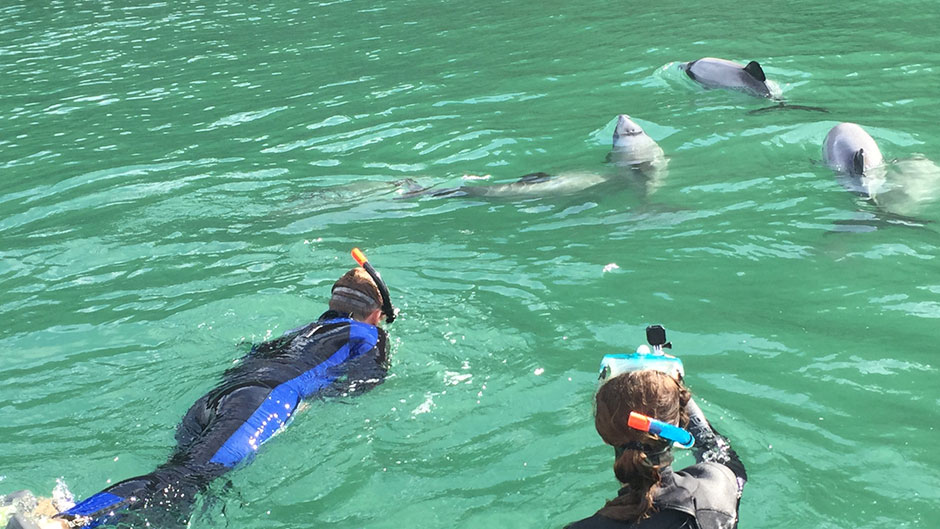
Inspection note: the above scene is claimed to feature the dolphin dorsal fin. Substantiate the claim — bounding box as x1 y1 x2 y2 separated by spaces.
743 61 767 82
853 149 866 175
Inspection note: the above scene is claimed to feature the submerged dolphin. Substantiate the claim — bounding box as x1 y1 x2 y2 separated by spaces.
403 115 666 199
416 170 608 199
681 57 774 98
876 156 940 218
822 122 886 198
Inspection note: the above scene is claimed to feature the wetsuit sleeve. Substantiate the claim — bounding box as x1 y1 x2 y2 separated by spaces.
686 398 747 492
341 327 390 395
56 465 205 527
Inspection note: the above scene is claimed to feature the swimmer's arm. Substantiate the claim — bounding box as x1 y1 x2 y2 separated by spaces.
341 363 388 395
346 337 391 394
686 398 747 490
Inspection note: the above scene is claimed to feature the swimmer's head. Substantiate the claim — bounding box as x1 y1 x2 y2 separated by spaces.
330 267 383 322
594 370 691 522
595 370 689 453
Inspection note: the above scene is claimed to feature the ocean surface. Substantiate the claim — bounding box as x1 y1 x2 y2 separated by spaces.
2 1 938 528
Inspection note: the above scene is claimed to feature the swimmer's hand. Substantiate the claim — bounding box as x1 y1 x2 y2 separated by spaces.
36 517 71 529
5 512 71 529
2 494 78 529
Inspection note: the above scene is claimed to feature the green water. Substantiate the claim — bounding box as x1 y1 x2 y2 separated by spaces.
2 1 938 527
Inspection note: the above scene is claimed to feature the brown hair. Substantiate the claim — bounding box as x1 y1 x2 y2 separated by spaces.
329 267 382 321
594 370 691 522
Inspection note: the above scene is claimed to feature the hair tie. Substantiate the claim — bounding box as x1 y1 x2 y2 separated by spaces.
615 441 668 456
615 440 673 468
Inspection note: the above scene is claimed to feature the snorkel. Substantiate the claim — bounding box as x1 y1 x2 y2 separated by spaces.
351 248 397 324
628 411 694 449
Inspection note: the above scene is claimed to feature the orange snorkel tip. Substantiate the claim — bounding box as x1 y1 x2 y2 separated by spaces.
628 412 652 432
351 247 368 266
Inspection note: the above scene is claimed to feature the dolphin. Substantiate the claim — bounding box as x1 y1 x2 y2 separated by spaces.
821 123 940 228
680 57 827 113
606 114 667 195
402 115 666 199
823 122 885 175
822 122 886 199
681 57 774 98
416 170 609 199
608 114 666 167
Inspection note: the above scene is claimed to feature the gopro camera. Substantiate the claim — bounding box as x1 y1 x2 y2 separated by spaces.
646 324 672 350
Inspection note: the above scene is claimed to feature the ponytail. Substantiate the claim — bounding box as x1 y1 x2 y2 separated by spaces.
593 371 691 522
598 446 670 520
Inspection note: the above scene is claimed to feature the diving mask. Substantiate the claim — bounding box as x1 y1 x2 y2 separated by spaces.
598 325 684 383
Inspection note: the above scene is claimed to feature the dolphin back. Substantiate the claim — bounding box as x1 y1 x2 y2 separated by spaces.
683 57 773 98
823 123 884 176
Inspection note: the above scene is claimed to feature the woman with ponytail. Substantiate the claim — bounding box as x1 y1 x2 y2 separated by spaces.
566 370 746 529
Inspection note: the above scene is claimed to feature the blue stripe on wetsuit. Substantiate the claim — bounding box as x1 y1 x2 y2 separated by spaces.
63 491 125 526
208 319 378 467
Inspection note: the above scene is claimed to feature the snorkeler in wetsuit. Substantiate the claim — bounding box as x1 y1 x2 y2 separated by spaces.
36 251 398 529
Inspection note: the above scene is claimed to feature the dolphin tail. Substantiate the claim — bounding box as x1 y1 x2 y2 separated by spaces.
747 102 829 115
829 210 933 233
879 211 933 228
743 61 767 82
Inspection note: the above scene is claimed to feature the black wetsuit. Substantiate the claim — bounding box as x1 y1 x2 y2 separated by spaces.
566 400 747 529
59 311 389 527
